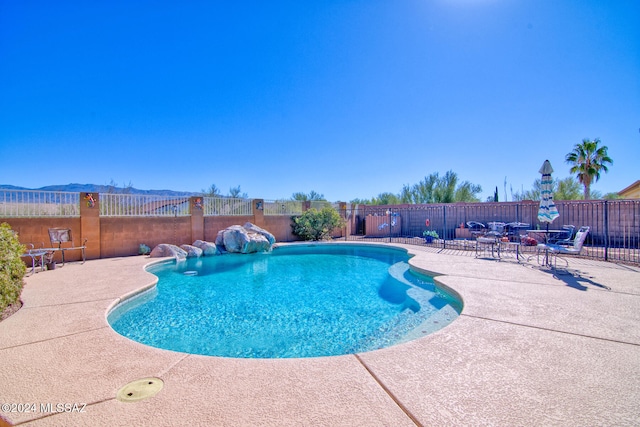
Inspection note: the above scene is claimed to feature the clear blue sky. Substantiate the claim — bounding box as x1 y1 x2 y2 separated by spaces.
1 0 638 202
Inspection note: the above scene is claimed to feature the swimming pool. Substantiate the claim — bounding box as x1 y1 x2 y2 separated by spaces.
108 244 461 358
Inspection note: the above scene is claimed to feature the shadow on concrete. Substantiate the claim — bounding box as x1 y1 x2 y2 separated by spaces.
539 267 611 291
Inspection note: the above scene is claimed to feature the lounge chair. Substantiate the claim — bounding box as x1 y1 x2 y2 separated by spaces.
537 226 590 269
547 225 576 246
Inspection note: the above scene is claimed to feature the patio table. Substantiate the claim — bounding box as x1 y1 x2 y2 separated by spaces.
21 249 52 274
526 230 565 267
501 241 524 262
476 236 501 259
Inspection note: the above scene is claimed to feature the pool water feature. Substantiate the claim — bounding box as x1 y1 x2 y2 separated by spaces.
108 244 461 358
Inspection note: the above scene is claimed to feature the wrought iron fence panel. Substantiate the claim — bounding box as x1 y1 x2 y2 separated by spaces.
346 205 365 235
555 201 603 247
310 200 334 210
203 197 252 216
345 200 639 264
604 200 639 263
0 189 80 217
100 193 190 217
263 200 303 216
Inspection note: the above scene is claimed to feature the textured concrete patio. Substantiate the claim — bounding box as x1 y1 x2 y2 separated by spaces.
1 243 639 426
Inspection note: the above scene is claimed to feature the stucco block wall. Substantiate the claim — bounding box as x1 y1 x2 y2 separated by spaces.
203 216 255 242
263 216 300 243
6 218 84 263
3 215 300 261
101 217 192 258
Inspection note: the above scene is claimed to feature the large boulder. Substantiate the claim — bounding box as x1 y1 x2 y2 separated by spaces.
215 223 275 254
180 244 203 258
192 240 217 256
150 244 188 260
243 222 276 245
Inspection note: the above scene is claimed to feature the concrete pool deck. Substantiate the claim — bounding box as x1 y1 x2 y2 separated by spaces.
1 243 639 426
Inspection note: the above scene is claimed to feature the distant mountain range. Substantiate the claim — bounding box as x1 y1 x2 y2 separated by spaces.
0 183 199 197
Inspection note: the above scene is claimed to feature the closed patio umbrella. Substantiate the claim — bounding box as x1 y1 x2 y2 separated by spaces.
537 159 559 240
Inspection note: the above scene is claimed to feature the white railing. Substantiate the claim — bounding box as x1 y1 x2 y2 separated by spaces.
100 194 191 217
0 190 80 217
203 197 253 216
310 200 336 210
263 200 304 216
0 189 339 218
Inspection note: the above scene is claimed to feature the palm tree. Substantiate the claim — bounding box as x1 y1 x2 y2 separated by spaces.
565 138 613 200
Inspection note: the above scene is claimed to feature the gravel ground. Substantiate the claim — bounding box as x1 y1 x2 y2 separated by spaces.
0 300 22 322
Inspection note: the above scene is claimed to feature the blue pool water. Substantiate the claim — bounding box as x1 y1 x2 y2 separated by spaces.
108 244 461 358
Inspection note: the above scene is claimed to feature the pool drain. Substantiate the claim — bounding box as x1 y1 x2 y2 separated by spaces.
116 377 164 403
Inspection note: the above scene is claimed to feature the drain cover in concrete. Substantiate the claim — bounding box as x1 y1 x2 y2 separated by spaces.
116 377 164 402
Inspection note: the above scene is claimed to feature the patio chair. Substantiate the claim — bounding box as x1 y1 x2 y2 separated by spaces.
486 221 506 238
537 226 590 269
466 221 486 238
547 225 576 246
505 222 530 242
47 228 87 266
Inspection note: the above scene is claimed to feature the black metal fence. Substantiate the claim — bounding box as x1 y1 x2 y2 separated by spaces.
341 200 640 265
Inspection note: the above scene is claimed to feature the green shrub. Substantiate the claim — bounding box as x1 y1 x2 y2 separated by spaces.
0 223 26 313
291 207 346 241
138 244 151 255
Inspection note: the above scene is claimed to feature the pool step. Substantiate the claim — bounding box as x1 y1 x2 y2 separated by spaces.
348 263 458 353
388 262 436 292
350 300 457 353
396 304 459 344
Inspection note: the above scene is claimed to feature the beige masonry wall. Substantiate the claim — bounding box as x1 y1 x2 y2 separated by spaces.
100 217 193 258
1 194 306 261
6 217 82 264
5 215 301 261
